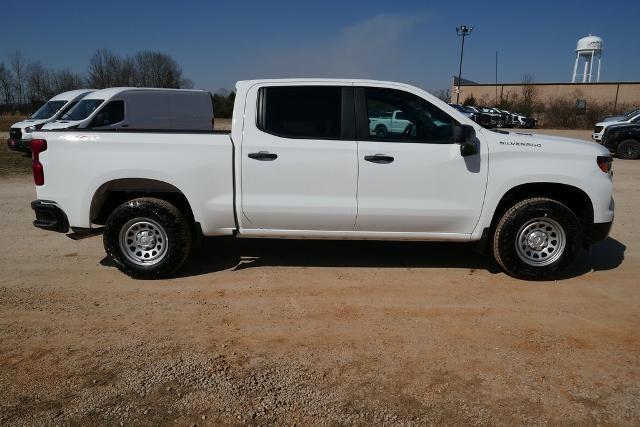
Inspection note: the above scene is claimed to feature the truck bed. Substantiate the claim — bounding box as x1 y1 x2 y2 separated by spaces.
34 129 237 235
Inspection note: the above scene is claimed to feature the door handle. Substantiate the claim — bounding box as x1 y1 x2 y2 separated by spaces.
364 154 394 164
248 151 278 161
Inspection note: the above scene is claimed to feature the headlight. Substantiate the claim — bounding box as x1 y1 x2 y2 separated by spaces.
24 125 36 133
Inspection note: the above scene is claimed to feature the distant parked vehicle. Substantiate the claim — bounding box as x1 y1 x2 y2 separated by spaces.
480 107 509 128
592 110 640 142
513 113 537 129
601 107 640 123
509 112 520 126
464 106 493 128
449 104 477 121
601 123 640 159
42 87 214 131
7 89 94 153
495 109 516 127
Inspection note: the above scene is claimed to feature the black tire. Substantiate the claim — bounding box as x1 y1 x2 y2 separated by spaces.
491 197 582 280
497 119 505 128
616 139 640 160
375 124 388 138
103 197 192 279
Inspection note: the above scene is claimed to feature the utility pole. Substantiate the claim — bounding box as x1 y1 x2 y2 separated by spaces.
455 25 473 104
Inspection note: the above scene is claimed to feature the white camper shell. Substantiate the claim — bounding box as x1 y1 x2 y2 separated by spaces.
7 89 94 152
42 88 214 131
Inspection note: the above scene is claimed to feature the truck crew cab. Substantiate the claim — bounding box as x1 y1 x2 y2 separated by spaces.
29 79 614 280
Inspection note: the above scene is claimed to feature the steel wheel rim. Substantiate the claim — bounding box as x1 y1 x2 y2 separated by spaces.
119 218 168 266
515 217 566 267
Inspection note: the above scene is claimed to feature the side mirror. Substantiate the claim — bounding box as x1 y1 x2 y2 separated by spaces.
453 124 478 157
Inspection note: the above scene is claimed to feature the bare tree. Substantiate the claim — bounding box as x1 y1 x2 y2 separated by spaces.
27 61 52 105
51 69 84 93
88 48 130 88
1 49 194 111
520 73 538 115
434 88 452 103
133 51 190 88
9 51 27 104
0 62 14 105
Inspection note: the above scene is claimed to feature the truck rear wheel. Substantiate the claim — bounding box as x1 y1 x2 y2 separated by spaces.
103 197 192 279
616 139 640 160
491 197 582 280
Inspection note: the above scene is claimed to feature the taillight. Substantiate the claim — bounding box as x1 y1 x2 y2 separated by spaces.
597 155 612 173
31 138 47 186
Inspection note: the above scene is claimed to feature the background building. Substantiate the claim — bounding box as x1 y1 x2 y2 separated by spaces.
450 78 640 112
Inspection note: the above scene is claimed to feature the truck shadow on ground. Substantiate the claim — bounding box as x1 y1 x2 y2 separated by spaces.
174 236 625 281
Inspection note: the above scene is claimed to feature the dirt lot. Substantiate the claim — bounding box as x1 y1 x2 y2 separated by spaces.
1 129 639 425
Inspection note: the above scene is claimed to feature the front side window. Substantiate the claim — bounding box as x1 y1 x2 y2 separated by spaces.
62 99 104 121
259 86 342 139
365 88 455 143
30 100 67 120
90 100 125 127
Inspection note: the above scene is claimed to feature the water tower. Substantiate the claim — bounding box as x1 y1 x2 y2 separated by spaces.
571 35 603 83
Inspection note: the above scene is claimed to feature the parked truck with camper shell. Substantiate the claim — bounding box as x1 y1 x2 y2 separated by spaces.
29 79 614 280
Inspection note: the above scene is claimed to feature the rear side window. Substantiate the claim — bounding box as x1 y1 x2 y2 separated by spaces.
258 86 342 139
90 100 125 127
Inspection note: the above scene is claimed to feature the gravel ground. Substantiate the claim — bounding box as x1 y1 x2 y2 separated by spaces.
1 129 639 425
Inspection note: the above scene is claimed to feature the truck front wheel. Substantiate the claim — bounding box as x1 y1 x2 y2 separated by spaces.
491 198 582 280
103 197 192 279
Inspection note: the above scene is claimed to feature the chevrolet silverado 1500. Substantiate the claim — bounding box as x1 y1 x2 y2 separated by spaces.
30 79 614 280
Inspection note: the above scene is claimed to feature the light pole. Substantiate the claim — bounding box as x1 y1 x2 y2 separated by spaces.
455 25 473 104
495 50 498 106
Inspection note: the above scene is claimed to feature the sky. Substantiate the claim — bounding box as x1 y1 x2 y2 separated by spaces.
2 0 639 93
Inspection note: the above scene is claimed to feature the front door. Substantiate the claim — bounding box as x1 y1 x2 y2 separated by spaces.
240 84 358 232
355 86 488 235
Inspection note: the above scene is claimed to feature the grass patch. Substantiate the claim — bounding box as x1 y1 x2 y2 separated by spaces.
0 132 32 177
1 115 26 133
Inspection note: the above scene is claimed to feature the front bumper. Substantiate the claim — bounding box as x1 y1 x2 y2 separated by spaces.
588 220 613 245
601 137 617 154
7 138 32 153
592 133 602 141
31 200 69 233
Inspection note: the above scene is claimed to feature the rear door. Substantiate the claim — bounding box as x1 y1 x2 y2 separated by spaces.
240 83 358 231
355 85 488 235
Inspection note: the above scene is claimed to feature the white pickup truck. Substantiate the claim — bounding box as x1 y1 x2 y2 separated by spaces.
30 79 614 280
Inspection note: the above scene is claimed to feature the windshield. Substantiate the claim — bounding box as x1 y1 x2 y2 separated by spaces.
623 108 640 117
55 100 79 118
62 99 104 121
30 100 67 120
